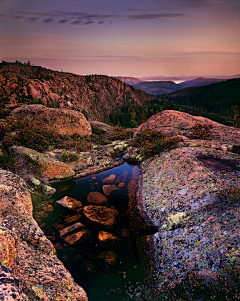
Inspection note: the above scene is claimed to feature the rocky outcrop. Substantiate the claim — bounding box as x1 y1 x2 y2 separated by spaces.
140 142 240 296
11 145 75 181
0 62 153 122
8 105 92 136
135 110 240 144
0 168 87 300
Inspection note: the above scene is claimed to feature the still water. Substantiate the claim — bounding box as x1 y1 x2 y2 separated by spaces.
33 163 156 301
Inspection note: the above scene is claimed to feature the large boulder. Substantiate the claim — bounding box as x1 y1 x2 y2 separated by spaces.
0 168 87 300
140 143 240 298
135 110 240 144
11 145 75 180
8 104 92 136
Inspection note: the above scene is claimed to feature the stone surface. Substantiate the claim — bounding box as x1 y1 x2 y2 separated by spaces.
102 184 119 196
102 174 116 184
60 222 85 239
0 168 88 300
135 110 240 144
63 229 92 245
83 205 119 228
11 145 75 180
140 143 240 295
42 184 56 196
87 191 108 205
98 231 121 244
98 251 118 266
56 196 83 210
8 104 92 136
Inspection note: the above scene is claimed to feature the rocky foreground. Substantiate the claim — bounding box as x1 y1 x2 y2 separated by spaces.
0 108 239 300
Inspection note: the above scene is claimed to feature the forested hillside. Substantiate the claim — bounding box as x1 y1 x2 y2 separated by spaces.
109 78 240 128
0 61 153 122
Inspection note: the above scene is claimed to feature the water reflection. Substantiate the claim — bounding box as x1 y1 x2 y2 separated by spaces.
34 163 156 301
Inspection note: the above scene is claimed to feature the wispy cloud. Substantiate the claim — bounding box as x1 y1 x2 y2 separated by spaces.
43 18 54 23
173 51 240 56
128 13 186 20
83 21 95 25
0 14 5 17
13 16 22 19
98 21 104 24
71 20 81 25
58 19 68 24
28 17 38 22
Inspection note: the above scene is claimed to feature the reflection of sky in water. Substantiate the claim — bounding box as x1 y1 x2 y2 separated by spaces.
34 163 154 301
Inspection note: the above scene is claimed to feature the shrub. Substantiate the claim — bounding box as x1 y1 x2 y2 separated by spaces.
136 129 183 157
91 125 106 135
1 129 92 153
217 186 240 204
231 145 240 155
0 152 16 170
61 152 79 162
106 127 134 141
191 123 213 140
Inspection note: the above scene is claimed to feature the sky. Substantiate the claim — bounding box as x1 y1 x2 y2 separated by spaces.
0 0 240 78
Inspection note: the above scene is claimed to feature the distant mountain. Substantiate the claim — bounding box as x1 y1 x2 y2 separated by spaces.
161 78 240 124
178 77 224 89
132 78 226 95
133 81 179 95
115 76 142 85
0 62 154 122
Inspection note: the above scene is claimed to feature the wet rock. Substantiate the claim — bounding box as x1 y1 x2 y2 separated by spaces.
63 229 92 245
118 182 125 188
98 250 118 266
83 205 119 229
87 191 108 205
82 260 98 273
64 214 81 225
42 203 54 212
42 184 56 196
102 174 116 184
102 184 119 196
120 229 130 238
98 231 121 244
56 196 83 210
60 222 85 239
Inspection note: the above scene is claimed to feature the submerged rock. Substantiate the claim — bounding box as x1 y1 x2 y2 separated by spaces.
102 174 116 184
83 205 119 228
60 222 86 239
102 184 119 196
56 196 83 210
63 229 92 245
98 250 118 266
98 231 121 244
87 191 108 205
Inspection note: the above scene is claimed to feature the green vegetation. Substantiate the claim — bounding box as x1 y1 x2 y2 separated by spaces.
191 123 213 140
109 79 240 128
91 125 106 135
1 129 92 153
61 152 79 162
136 129 183 157
106 127 134 141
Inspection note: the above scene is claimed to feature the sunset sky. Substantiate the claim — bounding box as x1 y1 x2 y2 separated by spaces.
0 0 240 78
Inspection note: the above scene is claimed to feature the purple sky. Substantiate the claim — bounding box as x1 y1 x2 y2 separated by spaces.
0 0 240 78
